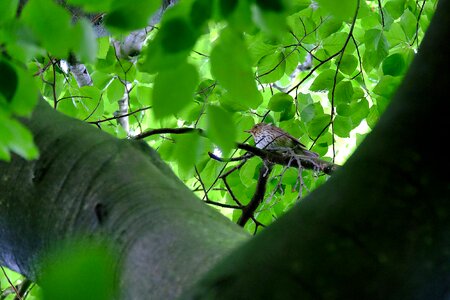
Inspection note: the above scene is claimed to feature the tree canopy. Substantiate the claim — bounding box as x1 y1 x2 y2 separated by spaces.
0 0 445 299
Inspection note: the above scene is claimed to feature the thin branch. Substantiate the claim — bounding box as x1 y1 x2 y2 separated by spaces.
377 0 385 27
410 0 427 47
0 266 22 300
13 279 32 300
208 152 253 162
89 106 152 125
204 200 242 209
134 127 204 140
237 164 273 227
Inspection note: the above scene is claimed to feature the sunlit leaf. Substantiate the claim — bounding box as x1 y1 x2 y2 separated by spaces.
316 0 357 21
210 28 262 109
207 105 236 155
41 242 117 300
21 0 73 57
0 0 18 23
339 54 358 75
257 52 286 83
333 80 353 105
153 62 199 118
363 29 389 72
268 93 293 112
310 69 343 92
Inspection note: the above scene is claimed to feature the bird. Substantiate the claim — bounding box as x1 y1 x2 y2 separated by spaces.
245 123 319 158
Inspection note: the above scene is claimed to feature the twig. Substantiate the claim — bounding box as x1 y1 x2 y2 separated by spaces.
0 266 22 300
134 127 204 140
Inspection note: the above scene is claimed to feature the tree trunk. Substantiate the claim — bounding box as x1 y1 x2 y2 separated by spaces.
181 1 450 299
0 100 248 299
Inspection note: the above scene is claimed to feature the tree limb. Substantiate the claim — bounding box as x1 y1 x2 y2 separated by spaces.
237 143 339 175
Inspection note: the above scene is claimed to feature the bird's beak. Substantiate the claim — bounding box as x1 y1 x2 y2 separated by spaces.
244 129 252 133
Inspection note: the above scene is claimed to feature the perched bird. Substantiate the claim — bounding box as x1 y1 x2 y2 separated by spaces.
245 123 319 158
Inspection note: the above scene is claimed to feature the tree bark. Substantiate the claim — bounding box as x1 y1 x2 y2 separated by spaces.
0 100 248 300
181 1 450 299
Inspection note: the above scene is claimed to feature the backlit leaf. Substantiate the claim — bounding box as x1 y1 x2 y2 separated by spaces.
211 28 262 109
153 62 199 118
207 105 236 155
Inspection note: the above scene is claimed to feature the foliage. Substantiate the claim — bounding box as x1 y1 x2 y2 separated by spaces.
0 0 437 227
0 0 437 296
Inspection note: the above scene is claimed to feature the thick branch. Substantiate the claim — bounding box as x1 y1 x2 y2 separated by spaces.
237 143 339 175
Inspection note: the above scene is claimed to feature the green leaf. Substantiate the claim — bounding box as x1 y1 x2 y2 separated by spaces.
239 158 260 187
316 0 357 21
339 54 358 75
173 132 201 175
308 115 330 137
257 52 286 83
97 37 110 60
0 0 18 23
318 17 342 39
400 9 417 41
310 69 343 92
320 32 348 58
76 86 103 120
385 22 407 47
41 242 116 300
0 60 18 101
72 19 97 63
336 98 369 126
384 0 406 19
268 93 293 112
0 115 39 160
9 63 39 116
21 0 73 57
382 53 406 76
284 49 302 75
210 28 262 109
106 79 124 103
334 115 352 138
333 80 353 105
104 0 160 32
207 105 236 155
363 29 389 72
153 62 199 119
279 104 295 121
367 105 380 129
160 18 197 53
373 75 402 98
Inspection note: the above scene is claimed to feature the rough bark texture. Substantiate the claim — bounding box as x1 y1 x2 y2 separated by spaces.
181 1 450 299
0 100 248 300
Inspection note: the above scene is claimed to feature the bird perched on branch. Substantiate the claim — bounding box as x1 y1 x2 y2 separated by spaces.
245 123 319 158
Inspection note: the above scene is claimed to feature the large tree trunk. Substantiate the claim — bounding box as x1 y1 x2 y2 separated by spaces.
182 1 450 299
1 1 449 300
0 99 248 299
